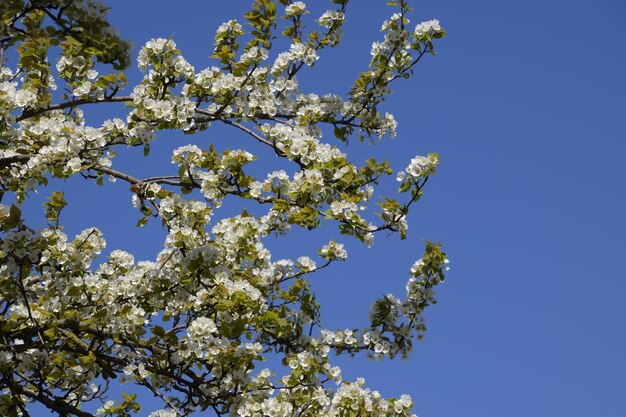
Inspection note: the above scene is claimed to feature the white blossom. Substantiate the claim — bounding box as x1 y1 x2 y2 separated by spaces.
285 2 307 17
414 19 442 37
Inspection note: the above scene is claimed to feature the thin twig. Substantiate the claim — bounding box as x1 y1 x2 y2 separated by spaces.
140 379 185 417
219 119 274 148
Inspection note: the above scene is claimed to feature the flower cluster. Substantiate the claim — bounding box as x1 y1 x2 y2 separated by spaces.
215 20 245 39
0 75 38 110
318 10 345 28
397 153 440 182
272 42 319 74
319 240 348 261
137 38 180 72
414 19 443 37
285 1 307 17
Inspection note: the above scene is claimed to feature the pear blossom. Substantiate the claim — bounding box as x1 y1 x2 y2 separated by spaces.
414 19 442 37
285 2 307 17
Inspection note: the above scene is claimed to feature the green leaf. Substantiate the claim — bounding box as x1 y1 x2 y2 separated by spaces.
398 180 411 193
2 205 22 230
136 216 149 227
78 351 96 365
151 326 166 337
44 327 57 338
216 300 234 311
122 393 137 402
44 191 68 223
67 287 81 297
9 204 21 221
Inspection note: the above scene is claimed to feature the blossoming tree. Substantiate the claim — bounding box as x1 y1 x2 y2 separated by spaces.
0 0 449 416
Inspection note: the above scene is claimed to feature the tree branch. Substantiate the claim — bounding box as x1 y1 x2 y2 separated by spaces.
12 379 96 417
16 96 133 122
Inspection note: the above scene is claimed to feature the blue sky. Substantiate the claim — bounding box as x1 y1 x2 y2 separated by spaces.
21 0 626 416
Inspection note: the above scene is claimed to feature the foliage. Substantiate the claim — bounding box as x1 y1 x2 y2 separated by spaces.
0 1 448 416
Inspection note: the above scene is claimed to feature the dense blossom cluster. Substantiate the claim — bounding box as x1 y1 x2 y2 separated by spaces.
397 153 440 182
0 1 447 416
414 19 443 37
285 2 307 17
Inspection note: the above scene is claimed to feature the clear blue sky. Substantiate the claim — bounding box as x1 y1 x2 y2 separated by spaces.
25 0 626 416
